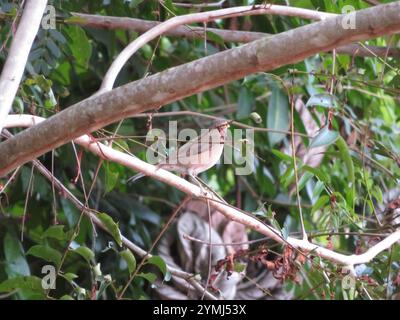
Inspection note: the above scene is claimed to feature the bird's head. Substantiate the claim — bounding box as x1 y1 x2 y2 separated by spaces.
213 119 232 134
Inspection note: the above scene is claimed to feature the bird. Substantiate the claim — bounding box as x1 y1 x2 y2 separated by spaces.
128 119 231 184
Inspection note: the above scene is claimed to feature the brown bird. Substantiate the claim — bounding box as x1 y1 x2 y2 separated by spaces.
128 119 231 183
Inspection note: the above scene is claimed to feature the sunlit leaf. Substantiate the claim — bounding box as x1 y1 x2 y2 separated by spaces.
309 127 339 149
234 263 246 273
120 250 136 274
27 245 62 267
206 31 225 45
271 149 292 162
303 165 330 183
97 212 123 247
306 93 339 109
146 256 167 276
42 225 67 241
73 246 95 263
138 272 157 283
60 273 78 283
311 195 330 214
63 25 92 74
267 86 289 146
0 276 44 294
237 86 253 119
128 0 144 8
3 233 30 277
105 162 119 193
297 171 314 192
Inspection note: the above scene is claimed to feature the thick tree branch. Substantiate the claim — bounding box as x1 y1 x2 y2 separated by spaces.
99 4 335 91
5 115 400 270
0 0 48 133
67 12 400 57
0 3 400 177
67 12 270 42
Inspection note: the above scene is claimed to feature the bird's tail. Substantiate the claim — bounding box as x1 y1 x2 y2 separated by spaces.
127 172 146 183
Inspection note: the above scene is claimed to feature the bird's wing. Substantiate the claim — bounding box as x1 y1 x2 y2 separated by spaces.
177 128 220 158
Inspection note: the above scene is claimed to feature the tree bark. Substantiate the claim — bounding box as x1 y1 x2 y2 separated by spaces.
0 2 400 176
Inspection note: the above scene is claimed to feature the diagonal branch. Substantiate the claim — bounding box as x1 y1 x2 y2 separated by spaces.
5 115 400 269
1 3 400 177
66 12 400 57
99 4 335 91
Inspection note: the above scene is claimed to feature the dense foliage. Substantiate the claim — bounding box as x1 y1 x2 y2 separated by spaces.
0 0 399 300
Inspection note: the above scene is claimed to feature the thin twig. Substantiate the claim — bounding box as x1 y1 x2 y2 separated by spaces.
1 129 217 300
117 196 191 299
5 116 400 268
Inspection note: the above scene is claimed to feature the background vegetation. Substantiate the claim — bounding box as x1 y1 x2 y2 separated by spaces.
0 0 399 300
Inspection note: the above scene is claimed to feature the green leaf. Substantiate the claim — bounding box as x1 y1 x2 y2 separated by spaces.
60 273 78 283
113 140 130 153
44 92 57 109
73 246 95 263
146 256 167 276
27 245 62 267
311 195 330 214
34 74 53 92
306 93 339 109
206 31 225 45
49 29 66 44
336 137 355 187
60 295 74 300
137 272 157 283
371 186 383 204
389 74 400 88
12 96 24 113
63 25 92 74
3 233 30 277
0 276 44 294
42 225 67 241
271 149 292 162
267 86 289 146
303 165 329 183
120 250 136 274
162 0 176 11
237 86 253 119
104 162 119 193
312 180 325 199
46 37 62 58
281 164 295 188
336 137 355 210
234 262 246 273
129 0 144 8
97 212 122 247
297 171 314 192
309 127 339 149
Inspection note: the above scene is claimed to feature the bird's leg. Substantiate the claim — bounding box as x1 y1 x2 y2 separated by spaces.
188 173 208 196
195 176 226 203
